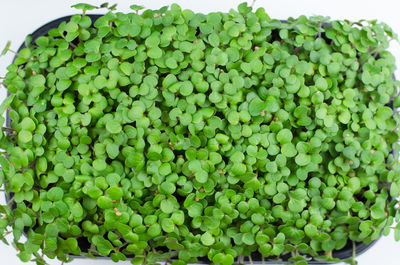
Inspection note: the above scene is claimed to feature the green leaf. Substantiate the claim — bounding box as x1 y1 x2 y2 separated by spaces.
71 3 98 10
97 196 113 209
370 202 385 219
180 81 194 96
65 21 78 33
106 143 120 159
17 251 32 262
1 41 11 56
30 75 46 87
304 224 318 237
18 130 32 143
131 256 145 265
195 170 208 183
159 163 172 176
147 223 161 237
20 117 35 131
200 232 215 246
339 109 351 124
394 222 400 241
208 33 220 47
0 94 14 116
71 202 84 218
161 218 175 233
120 62 133 76
160 199 174 214
160 182 176 195
281 143 297 157
315 77 328 91
106 186 123 200
45 223 59 237
276 129 293 144
106 120 122 134
87 186 102 199
242 233 255 245
171 211 184 225
92 235 114 256
47 187 64 201
93 159 107 171
248 97 265 116
295 153 311 166
188 203 203 217
265 96 279 113
288 199 303 213
165 238 184 250
130 4 144 11
19 48 31 59
148 47 163 59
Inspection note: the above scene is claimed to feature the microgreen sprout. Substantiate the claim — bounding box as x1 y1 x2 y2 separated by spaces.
0 2 399 265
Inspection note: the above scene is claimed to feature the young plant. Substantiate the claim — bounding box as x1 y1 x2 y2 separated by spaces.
0 2 399 265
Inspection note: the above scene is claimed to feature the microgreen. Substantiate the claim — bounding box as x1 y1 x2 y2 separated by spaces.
1 41 12 56
0 2 399 265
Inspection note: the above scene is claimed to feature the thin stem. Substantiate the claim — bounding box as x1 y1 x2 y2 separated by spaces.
6 49 18 55
68 41 77 49
41 243 47 263
238 255 244 264
60 34 77 49
2 127 15 133
7 198 14 207
261 255 265 265
352 241 356 264
248 255 253 265
251 0 257 8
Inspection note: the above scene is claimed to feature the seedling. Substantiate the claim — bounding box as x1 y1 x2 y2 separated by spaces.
0 2 399 265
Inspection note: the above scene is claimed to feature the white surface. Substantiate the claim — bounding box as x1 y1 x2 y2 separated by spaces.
0 0 400 264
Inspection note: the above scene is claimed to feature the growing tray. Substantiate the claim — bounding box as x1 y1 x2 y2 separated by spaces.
5 14 381 264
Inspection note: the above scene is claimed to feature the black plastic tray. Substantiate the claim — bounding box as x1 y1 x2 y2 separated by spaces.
5 13 379 264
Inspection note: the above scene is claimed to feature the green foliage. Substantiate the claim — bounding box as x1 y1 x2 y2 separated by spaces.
1 41 11 56
0 2 400 265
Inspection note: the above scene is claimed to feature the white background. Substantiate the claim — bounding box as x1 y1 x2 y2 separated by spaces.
1 0 400 264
